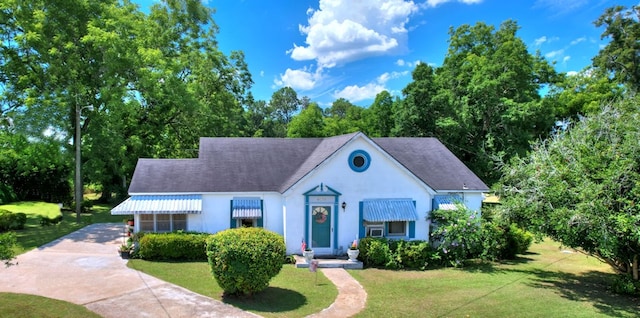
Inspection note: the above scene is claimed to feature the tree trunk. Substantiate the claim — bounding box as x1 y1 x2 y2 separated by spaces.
633 254 638 281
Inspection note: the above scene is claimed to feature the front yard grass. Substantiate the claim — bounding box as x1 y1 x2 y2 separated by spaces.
131 240 639 318
128 261 338 318
0 293 101 318
1 200 128 255
350 239 639 317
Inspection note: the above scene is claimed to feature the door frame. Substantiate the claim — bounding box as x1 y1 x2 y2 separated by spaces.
303 184 341 256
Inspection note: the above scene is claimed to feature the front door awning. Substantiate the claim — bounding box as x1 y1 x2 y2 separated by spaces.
363 198 418 222
111 195 202 215
232 197 262 219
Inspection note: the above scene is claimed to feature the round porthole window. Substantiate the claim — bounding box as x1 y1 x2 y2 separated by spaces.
348 150 371 172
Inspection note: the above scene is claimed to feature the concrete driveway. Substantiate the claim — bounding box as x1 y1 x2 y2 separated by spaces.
0 223 257 318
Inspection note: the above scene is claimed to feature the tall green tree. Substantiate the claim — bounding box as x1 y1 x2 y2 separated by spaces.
499 97 640 281
434 20 557 184
543 68 625 121
593 5 640 92
364 90 394 137
393 63 443 137
269 86 300 136
1 0 252 198
287 102 325 137
323 98 364 136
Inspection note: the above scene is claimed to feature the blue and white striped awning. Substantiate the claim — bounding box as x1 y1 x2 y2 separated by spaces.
363 199 418 222
433 195 462 210
111 195 202 215
232 197 262 219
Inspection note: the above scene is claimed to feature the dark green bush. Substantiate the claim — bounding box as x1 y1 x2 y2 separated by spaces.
206 227 285 296
0 184 17 205
137 232 209 261
611 274 640 295
507 223 533 255
39 214 63 226
0 231 16 266
359 237 391 267
0 210 28 231
359 237 437 269
70 200 94 214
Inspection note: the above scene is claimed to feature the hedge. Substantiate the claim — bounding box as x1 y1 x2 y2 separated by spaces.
0 210 27 232
136 232 210 261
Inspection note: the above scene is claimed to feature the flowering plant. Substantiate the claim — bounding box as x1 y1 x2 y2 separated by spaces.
301 239 311 252
349 239 358 250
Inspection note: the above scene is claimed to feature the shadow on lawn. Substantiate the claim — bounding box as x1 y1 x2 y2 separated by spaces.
222 287 306 313
522 269 639 316
462 260 639 316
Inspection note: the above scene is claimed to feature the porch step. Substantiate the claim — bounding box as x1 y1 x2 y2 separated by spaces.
293 255 363 269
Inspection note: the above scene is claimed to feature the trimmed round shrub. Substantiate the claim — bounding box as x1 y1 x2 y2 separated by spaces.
137 232 209 261
206 227 285 296
0 210 27 231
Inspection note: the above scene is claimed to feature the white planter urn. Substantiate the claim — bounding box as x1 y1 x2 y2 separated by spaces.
347 249 360 262
303 250 314 263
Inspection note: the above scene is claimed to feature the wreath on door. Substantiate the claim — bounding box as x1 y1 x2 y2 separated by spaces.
312 207 328 224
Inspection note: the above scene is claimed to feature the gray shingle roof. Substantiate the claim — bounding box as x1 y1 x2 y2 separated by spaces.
372 138 489 191
128 132 488 194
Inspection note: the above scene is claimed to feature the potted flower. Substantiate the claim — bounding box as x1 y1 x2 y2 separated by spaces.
347 239 359 262
118 244 131 259
301 239 314 263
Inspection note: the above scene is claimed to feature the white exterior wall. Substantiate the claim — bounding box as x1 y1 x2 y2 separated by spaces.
132 135 486 256
283 137 437 254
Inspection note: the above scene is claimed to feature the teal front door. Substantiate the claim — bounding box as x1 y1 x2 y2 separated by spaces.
311 206 331 248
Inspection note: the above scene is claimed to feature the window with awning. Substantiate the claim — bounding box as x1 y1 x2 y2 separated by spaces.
231 197 262 219
362 198 418 222
361 198 418 239
433 195 463 211
111 195 202 215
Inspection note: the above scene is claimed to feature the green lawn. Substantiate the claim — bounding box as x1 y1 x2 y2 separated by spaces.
0 201 129 255
131 240 639 318
128 261 338 318
0 293 101 318
350 240 639 317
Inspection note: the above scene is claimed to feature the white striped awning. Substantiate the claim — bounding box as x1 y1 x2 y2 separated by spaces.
111 195 202 215
433 195 462 210
363 198 418 222
232 197 262 219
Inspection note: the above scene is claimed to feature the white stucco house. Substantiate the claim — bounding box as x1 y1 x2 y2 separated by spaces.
111 132 489 255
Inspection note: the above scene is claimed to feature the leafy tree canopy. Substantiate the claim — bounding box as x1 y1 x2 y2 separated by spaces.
499 97 640 280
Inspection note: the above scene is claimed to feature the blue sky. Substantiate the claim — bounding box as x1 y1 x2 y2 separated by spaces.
136 0 638 107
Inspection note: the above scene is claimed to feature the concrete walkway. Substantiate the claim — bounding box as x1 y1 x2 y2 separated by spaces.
307 268 367 318
0 223 367 318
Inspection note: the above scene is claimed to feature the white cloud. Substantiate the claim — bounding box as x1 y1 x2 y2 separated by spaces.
545 49 564 59
260 70 265 77
534 0 588 15
566 71 578 76
570 37 586 45
396 58 421 67
333 82 386 102
562 56 571 63
274 66 324 91
425 0 483 8
289 0 419 68
534 36 547 46
332 70 408 102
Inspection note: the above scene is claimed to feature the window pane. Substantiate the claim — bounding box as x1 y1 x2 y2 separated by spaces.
173 214 187 231
156 214 171 232
140 214 154 232
388 221 406 235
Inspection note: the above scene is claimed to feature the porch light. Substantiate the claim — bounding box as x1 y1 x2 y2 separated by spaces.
341 201 347 212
